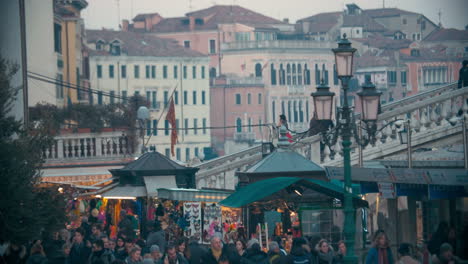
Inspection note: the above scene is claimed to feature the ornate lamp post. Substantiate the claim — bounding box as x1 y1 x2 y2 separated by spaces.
311 34 381 264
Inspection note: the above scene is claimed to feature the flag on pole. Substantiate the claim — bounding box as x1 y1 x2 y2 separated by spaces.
261 62 268 71
165 98 178 156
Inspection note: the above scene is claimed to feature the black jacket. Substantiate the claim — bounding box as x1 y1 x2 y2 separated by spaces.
240 248 269 264
458 67 468 88
201 248 232 264
188 241 207 264
69 242 91 264
89 249 115 264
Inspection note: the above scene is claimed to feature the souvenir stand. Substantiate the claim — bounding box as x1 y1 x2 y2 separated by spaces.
94 149 198 239
156 188 242 244
220 129 368 250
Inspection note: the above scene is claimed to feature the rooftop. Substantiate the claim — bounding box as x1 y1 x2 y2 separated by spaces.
86 29 205 57
424 28 468 41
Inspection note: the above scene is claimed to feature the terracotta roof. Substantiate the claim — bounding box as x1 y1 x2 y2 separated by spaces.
355 50 397 68
400 45 464 62
133 12 161 22
424 28 468 41
86 29 205 57
365 8 418 18
136 5 285 33
352 34 412 50
297 12 341 33
343 14 386 32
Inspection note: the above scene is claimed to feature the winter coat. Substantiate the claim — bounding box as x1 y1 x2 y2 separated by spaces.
158 253 188 264
240 248 269 264
188 241 207 264
458 67 468 88
201 248 232 264
146 230 166 254
69 242 92 264
89 249 115 264
365 247 394 264
26 254 48 264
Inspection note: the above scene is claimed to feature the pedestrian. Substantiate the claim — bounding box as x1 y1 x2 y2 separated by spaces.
90 224 104 244
240 240 269 264
26 242 48 264
202 236 231 264
90 239 115 264
232 239 246 262
278 114 293 142
458 60 468 89
187 238 207 264
149 245 161 264
268 241 285 264
335 241 346 264
176 238 188 259
43 231 65 264
365 231 394 264
315 239 335 264
428 222 449 255
397 243 419 264
3 243 27 264
447 227 459 255
431 243 466 264
160 243 188 264
285 237 313 264
146 221 166 255
125 247 142 264
69 228 92 264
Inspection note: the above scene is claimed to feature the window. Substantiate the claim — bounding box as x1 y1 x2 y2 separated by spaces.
305 64 311 85
184 40 190 48
286 64 291 85
235 32 250 41
193 91 197 105
248 118 252 132
135 91 140 96
236 118 242 132
163 65 168 79
272 101 276 123
146 120 151 136
315 64 320 84
306 100 309 121
174 65 178 79
122 91 127 102
298 64 302 85
281 101 285 115
97 65 102 78
164 91 169 107
279 64 285 85
209 39 216 54
387 71 397 84
164 120 169 135
109 65 114 78
202 91 206 104
134 65 140 78
153 120 158 135
174 91 179 105
192 66 196 79
322 64 329 85
110 91 115 104
202 118 207 134
183 66 187 79
293 101 298 122
121 65 127 78
98 91 103 105
152 91 157 109
193 119 198 135
165 148 170 157
176 148 181 160
333 64 338 85
184 91 188 105
184 119 189 135
194 147 199 158
185 148 190 161
271 64 277 85
247 93 251 104
145 65 150 78
401 71 407 85
288 101 292 122
255 63 262 77
56 74 63 99
209 67 216 78
299 101 303 122
258 93 262 104
110 41 121 55
421 20 426 30
356 29 360 34
235 94 241 105
54 23 62 53
292 64 297 85
201 66 206 79
151 66 156 79
402 18 407 24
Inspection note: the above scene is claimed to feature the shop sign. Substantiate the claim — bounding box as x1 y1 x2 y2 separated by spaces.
378 182 396 199
428 185 468 199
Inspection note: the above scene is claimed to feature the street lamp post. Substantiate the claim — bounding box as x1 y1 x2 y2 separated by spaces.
398 120 412 168
311 34 381 264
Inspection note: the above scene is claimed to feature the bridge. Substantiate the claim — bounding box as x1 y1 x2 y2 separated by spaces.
194 83 468 189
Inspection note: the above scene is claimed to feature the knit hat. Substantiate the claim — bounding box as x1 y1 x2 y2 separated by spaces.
246 239 260 249
150 245 161 253
440 243 453 254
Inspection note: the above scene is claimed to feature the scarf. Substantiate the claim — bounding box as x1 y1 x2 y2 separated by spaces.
378 248 389 264
318 251 335 264
212 248 222 261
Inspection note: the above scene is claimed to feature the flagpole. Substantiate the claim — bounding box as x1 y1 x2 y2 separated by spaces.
180 62 184 142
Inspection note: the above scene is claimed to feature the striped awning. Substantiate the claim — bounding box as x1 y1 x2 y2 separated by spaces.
157 188 233 203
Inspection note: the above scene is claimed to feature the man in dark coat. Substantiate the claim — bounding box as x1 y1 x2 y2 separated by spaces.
159 243 188 264
89 240 115 264
187 238 207 264
146 221 166 254
201 236 233 264
458 60 468 88
69 228 92 264
241 240 269 264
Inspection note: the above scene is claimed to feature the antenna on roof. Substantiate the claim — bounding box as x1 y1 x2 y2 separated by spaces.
438 9 443 27
116 0 121 29
189 0 193 11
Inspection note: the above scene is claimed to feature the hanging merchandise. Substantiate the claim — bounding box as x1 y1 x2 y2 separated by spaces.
184 202 202 243
203 203 221 243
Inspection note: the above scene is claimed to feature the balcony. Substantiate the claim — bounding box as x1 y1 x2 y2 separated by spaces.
43 130 135 164
233 132 256 143
287 85 306 95
227 76 264 86
221 40 334 51
149 101 162 111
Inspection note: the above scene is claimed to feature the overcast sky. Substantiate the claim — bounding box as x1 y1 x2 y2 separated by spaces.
83 0 468 30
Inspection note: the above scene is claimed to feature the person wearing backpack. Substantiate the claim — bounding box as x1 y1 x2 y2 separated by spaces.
285 238 313 264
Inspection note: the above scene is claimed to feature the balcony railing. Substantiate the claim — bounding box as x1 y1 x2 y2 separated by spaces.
287 85 306 94
233 132 256 142
221 40 334 51
43 130 135 163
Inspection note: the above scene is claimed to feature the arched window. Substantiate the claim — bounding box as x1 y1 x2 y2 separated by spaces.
96 40 105 50
322 64 329 85
286 64 291 85
270 64 277 85
299 101 304 122
247 93 251 104
293 101 298 122
287 101 292 122
306 100 309 121
292 64 297 85
209 67 216 78
304 64 311 85
315 64 320 84
248 118 252 132
255 63 262 77
236 118 242 132
298 64 303 85
110 40 121 55
272 101 276 123
280 64 285 85
281 101 285 116
333 64 338 85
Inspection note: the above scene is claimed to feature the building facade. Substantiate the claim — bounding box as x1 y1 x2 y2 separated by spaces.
87 30 211 162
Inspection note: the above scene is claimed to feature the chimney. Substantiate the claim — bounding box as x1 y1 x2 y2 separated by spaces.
189 16 195 31
283 18 289 24
122 19 129 32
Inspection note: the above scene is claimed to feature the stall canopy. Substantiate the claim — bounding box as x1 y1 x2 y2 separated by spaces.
157 188 234 203
219 177 368 208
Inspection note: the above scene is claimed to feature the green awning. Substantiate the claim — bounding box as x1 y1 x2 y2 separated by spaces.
219 177 368 208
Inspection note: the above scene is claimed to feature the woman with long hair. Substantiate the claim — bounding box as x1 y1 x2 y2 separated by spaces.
365 230 394 264
315 239 335 264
